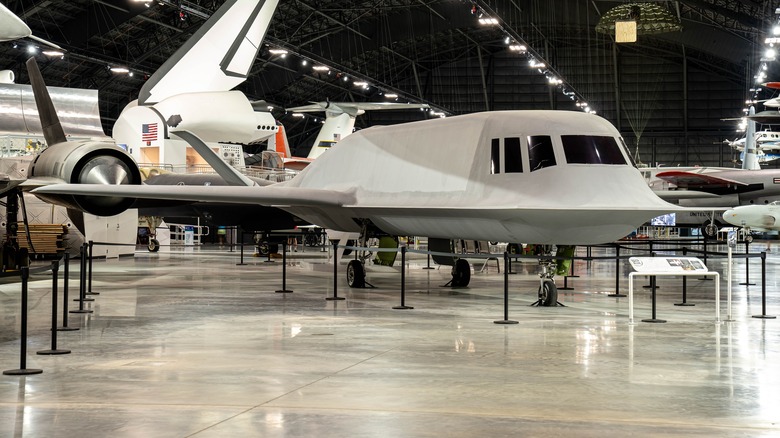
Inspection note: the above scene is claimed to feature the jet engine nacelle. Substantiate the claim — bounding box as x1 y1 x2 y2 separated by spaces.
29 140 142 216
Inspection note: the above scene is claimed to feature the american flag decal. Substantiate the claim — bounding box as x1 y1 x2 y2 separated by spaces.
142 123 158 142
774 178 780 184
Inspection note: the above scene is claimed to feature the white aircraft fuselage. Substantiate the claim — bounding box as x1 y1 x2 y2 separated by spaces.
280 111 679 244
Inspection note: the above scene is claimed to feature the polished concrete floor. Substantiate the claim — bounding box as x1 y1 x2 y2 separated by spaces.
1 240 779 437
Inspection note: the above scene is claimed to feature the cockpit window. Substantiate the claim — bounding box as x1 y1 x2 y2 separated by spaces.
561 135 627 165
619 137 636 167
527 135 556 171
505 137 523 173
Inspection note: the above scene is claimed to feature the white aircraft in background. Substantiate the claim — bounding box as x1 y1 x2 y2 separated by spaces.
723 202 780 232
113 0 280 159
284 101 431 160
0 2 64 48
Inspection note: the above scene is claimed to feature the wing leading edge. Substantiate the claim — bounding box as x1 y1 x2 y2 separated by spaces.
32 184 355 208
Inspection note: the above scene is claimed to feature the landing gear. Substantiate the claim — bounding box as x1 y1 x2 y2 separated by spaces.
702 223 718 239
347 260 366 288
148 238 160 252
531 246 564 307
538 279 558 307
450 258 471 287
745 233 754 243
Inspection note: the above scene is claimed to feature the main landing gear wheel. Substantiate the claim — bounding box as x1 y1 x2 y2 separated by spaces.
538 279 558 307
148 238 160 252
347 260 366 288
702 224 718 239
745 234 754 243
450 259 471 287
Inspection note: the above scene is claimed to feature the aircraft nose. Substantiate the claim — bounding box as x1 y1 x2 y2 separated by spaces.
723 209 742 226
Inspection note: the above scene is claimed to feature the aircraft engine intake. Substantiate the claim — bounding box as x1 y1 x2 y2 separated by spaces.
29 140 142 216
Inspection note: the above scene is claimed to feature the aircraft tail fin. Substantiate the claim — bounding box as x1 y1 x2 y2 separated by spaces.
274 124 292 158
743 106 760 170
25 57 67 146
138 0 279 105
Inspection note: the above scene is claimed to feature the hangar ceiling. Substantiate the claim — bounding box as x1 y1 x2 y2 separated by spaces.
1 0 778 165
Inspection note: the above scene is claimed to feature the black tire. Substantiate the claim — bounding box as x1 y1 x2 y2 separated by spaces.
451 259 471 287
539 279 558 307
702 224 718 239
745 234 754 243
148 238 160 252
347 260 366 288
258 242 270 256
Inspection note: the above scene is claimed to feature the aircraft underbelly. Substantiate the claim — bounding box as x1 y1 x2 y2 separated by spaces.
358 208 659 245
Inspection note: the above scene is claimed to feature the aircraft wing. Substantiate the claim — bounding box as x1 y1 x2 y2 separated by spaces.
0 3 31 41
32 184 355 208
289 102 430 113
655 170 748 189
652 190 722 201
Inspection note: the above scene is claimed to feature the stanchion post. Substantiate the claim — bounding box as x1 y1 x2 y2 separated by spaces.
495 252 518 324
237 229 246 266
608 245 626 297
86 241 98 295
642 276 666 323
699 237 712 280
423 252 434 270
276 241 293 293
753 251 776 319
740 239 755 286
393 246 413 309
675 247 694 306
326 240 345 301
38 261 70 356
59 254 79 330
4 267 43 376
71 244 93 313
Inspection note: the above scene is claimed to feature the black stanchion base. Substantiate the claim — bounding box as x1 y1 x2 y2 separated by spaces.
275 289 293 293
422 267 435 270
392 305 414 310
86 292 100 295
264 260 276 263
674 303 696 307
236 263 247 266
37 349 71 355
558 286 574 291
642 285 659 290
739 282 757 286
3 369 42 376
325 296 345 301
494 320 519 324
608 293 627 297
641 318 667 323
57 327 80 331
74 298 94 302
752 315 777 319
69 309 93 314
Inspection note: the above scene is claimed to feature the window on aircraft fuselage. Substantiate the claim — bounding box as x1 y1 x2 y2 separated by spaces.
619 137 637 167
562 135 627 165
504 137 523 173
527 135 556 171
491 138 500 174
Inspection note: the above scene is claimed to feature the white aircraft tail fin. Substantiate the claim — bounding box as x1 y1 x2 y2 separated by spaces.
743 106 760 170
286 101 430 159
138 0 279 105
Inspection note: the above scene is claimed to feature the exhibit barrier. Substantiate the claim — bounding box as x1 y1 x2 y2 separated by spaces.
82 237 776 325
2 251 74 376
